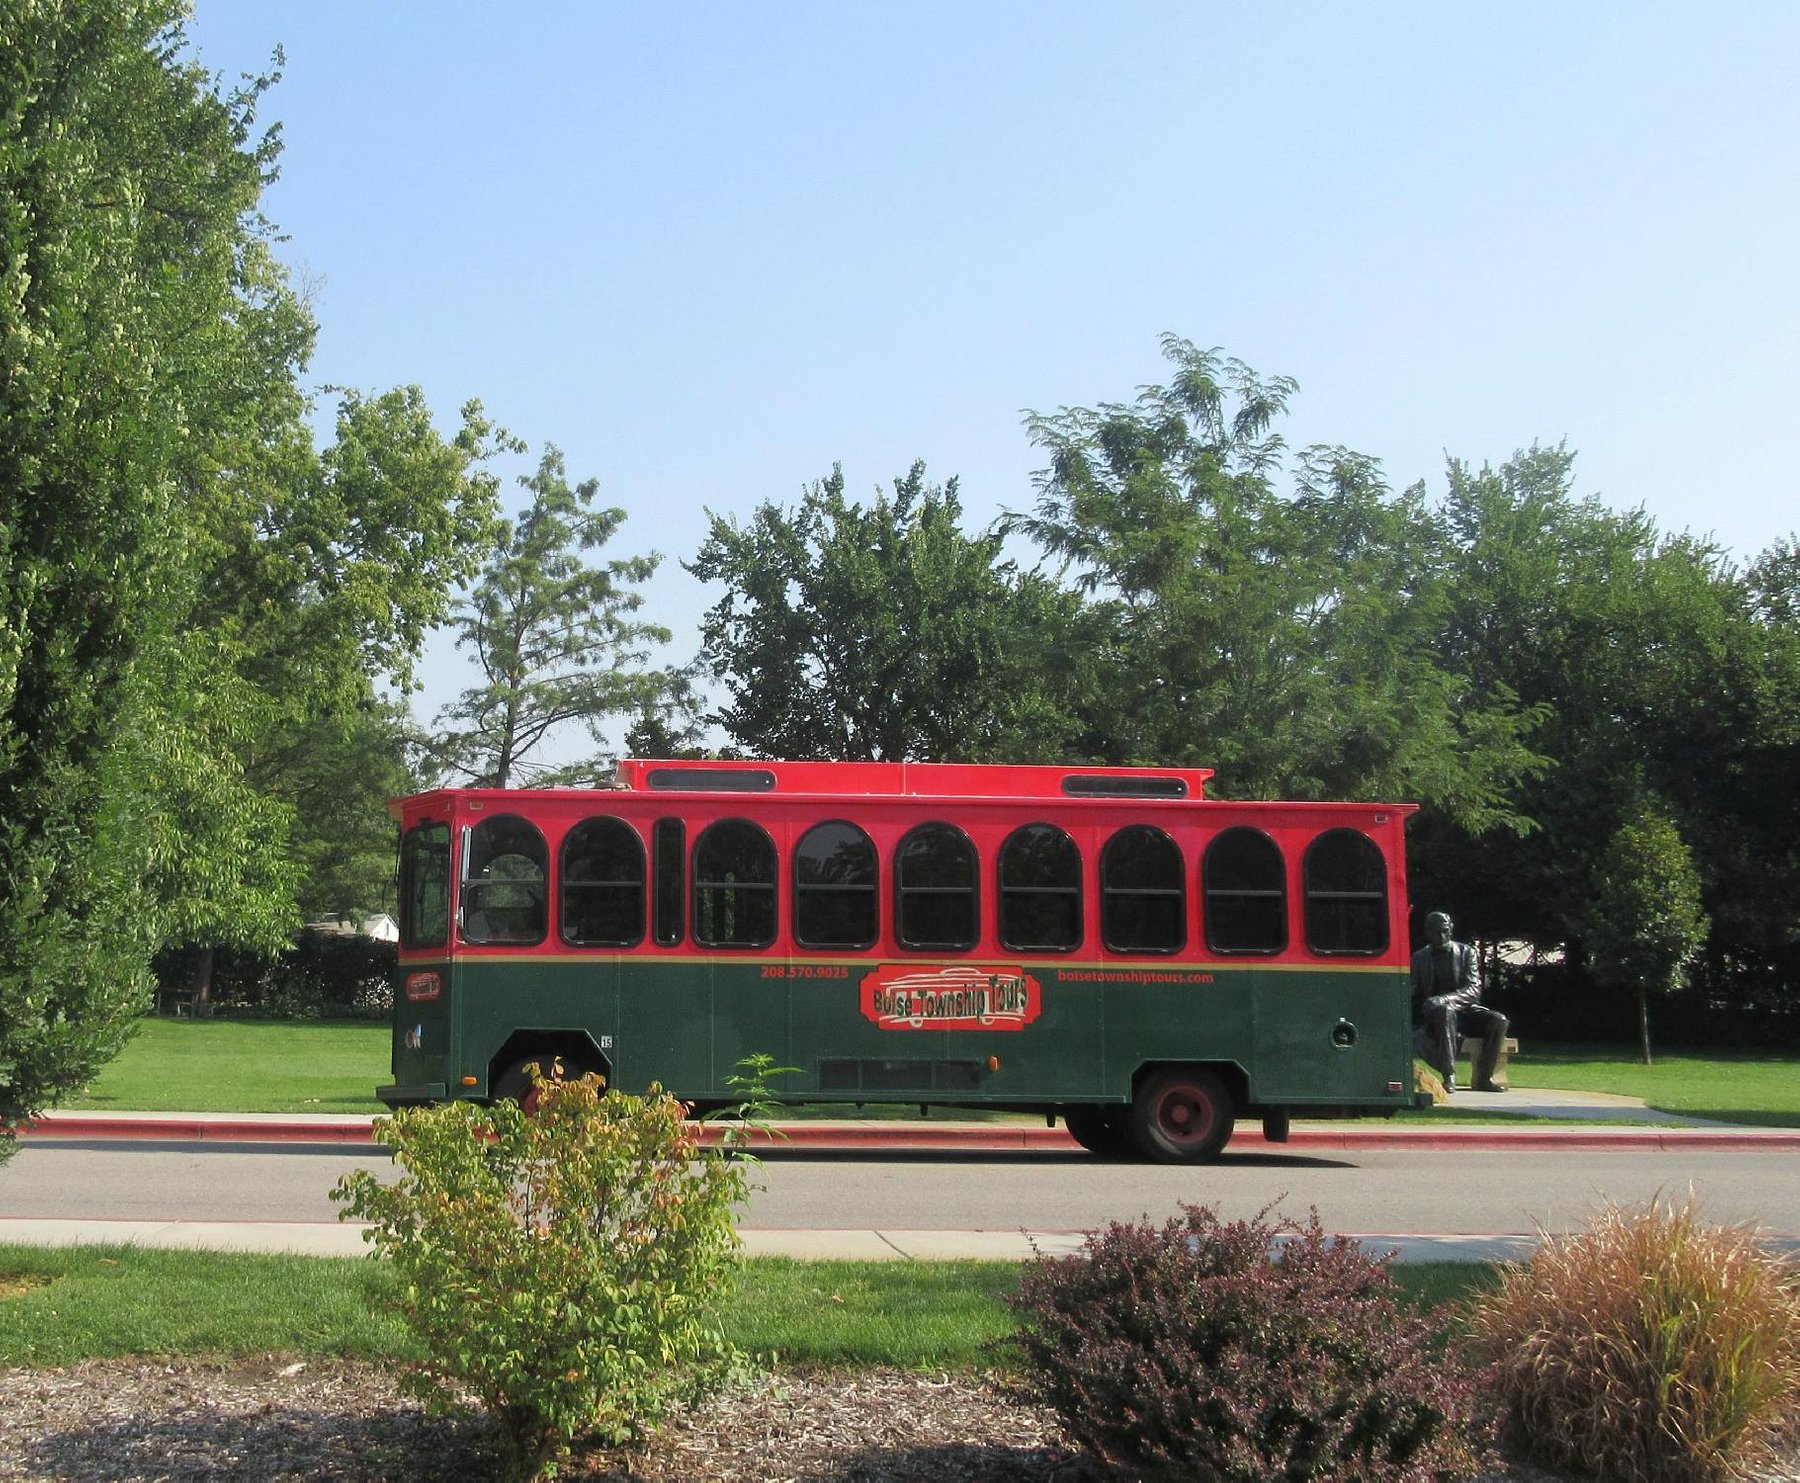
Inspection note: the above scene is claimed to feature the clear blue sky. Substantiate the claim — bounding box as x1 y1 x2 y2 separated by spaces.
186 1 1800 738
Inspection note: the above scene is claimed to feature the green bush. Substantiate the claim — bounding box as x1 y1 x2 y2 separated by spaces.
333 1070 750 1480
1466 1195 1800 1483
156 930 395 1019
1006 1203 1488 1481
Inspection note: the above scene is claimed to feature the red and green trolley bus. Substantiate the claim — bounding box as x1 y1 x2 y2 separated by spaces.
380 758 1418 1162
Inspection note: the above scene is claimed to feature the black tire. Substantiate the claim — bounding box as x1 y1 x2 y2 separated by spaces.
1062 1105 1136 1157
492 1053 589 1112
1131 1067 1235 1164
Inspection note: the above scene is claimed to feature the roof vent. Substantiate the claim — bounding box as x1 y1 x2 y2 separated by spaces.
646 767 776 793
1062 774 1189 799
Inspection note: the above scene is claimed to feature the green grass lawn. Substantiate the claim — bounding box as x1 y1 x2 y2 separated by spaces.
0 1244 1494 1369
70 1017 391 1114
1507 1044 1800 1126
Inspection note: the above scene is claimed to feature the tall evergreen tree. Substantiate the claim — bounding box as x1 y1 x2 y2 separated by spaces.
0 2 508 1145
1 0 277 1147
431 447 674 787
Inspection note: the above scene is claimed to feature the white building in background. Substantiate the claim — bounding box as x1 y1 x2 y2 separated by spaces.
304 912 399 943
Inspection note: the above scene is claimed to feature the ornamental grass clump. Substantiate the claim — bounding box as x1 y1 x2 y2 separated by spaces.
1465 1194 1800 1483
333 1070 750 1481
1006 1202 1488 1482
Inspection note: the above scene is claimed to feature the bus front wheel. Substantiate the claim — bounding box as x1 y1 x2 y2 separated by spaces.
492 1054 592 1114
1131 1068 1235 1163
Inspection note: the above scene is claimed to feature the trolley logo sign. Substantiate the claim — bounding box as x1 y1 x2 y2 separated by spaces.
861 964 1042 1031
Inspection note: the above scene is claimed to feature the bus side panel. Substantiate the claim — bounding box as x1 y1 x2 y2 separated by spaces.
454 956 621 1092
616 958 712 1097
724 964 1102 1105
710 964 955 1103
1251 967 1412 1104
921 971 1105 1102
707 960 802 1098
1096 970 1259 1099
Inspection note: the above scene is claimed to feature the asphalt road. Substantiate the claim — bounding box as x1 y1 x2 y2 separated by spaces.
4 1139 1796 1245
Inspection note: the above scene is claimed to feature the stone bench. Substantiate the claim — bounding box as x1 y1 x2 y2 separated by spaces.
1459 1034 1519 1088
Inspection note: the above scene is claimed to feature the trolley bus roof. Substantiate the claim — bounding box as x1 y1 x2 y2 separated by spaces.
611 758 1215 800
390 759 1421 817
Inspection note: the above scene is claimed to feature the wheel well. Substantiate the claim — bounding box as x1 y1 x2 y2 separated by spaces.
487 1031 612 1096
1131 1061 1248 1113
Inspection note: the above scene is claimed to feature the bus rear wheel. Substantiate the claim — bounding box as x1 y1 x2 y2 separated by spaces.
1062 1105 1136 1157
492 1054 591 1114
1131 1068 1235 1163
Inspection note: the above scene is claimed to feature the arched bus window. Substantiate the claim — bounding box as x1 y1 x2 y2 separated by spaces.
560 817 645 948
1101 825 1185 953
693 819 777 949
794 820 877 949
1203 827 1286 954
999 823 1082 952
895 822 978 951
1303 828 1389 955
461 814 548 944
400 822 451 949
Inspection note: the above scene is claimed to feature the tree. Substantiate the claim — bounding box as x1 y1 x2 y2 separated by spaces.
158 386 508 996
621 667 713 760
1585 794 1708 1064
1 0 287 1150
431 447 673 787
1008 335 1545 821
277 696 422 922
1726 540 1800 973
1 2 509 1146
1414 446 1793 982
689 462 1085 762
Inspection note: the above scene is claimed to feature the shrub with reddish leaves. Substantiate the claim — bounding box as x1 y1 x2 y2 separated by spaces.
1007 1203 1488 1481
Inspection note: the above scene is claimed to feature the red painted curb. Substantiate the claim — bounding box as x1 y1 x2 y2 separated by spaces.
22 1116 379 1144
1269 1128 1800 1153
20 1116 1800 1154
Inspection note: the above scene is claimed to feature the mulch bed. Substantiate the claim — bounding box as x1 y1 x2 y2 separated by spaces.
2 1359 1793 1481
1 1361 1076 1482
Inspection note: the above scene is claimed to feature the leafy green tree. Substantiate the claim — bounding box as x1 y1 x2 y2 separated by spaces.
1 0 287 1149
431 447 673 786
277 696 422 922
1009 335 1545 821
1728 540 1800 972
1 2 508 1141
1585 794 1708 1064
621 667 713 760
689 461 1086 762
194 387 510 709
1414 447 1793 983
163 387 508 977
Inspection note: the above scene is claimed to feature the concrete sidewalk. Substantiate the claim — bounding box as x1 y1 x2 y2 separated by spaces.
0 1216 1557 1264
4 1216 1795 1267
